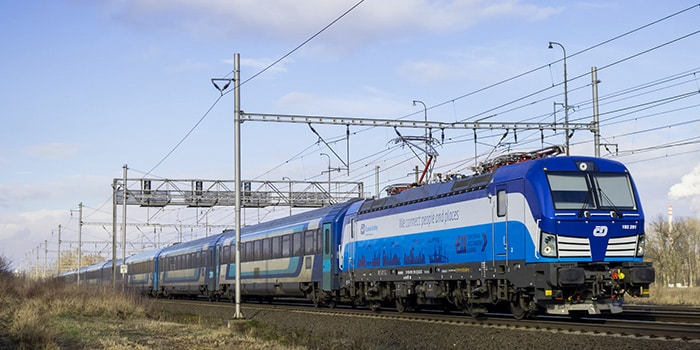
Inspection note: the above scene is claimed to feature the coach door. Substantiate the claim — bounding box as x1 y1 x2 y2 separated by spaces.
206 246 217 293
322 222 335 291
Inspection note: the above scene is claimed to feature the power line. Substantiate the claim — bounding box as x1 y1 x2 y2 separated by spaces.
145 0 366 176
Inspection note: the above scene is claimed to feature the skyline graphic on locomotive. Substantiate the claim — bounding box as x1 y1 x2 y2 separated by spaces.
338 154 654 317
57 151 654 319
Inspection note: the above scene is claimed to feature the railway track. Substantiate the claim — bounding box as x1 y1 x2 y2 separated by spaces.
151 299 700 342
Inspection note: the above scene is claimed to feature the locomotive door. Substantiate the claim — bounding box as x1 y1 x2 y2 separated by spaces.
346 218 357 271
493 187 509 262
321 222 335 291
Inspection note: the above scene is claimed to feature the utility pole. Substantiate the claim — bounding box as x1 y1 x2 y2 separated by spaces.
43 239 47 279
375 166 380 198
592 66 601 157
121 165 127 290
112 178 118 288
232 53 244 320
56 224 61 275
320 153 332 198
412 100 428 164
77 202 83 286
282 177 292 216
549 41 569 155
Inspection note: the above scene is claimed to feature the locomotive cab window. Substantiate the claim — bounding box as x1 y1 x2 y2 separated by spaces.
547 173 594 210
547 172 636 211
593 174 637 210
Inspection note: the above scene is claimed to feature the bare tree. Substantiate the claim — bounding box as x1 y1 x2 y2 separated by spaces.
647 216 700 287
0 253 13 279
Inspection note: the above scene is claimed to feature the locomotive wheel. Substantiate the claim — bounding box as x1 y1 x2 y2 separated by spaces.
465 303 485 318
510 293 529 320
369 302 381 312
395 298 406 313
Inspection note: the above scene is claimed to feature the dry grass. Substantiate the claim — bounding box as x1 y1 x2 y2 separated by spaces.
2 263 697 350
635 284 700 306
0 275 299 350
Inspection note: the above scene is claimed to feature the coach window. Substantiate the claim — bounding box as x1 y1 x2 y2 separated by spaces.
281 235 291 258
293 232 303 256
223 246 230 264
317 229 324 254
304 230 315 255
262 238 271 260
272 236 281 259
254 240 263 261
497 189 507 217
245 241 254 262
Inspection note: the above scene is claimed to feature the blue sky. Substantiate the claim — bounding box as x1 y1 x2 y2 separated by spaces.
2 1 699 272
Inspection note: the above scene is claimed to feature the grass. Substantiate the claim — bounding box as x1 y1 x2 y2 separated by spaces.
635 284 700 306
0 276 301 350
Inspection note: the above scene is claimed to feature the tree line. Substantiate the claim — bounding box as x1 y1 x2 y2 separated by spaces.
646 216 700 288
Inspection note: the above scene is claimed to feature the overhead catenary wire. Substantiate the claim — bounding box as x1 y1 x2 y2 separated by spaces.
145 0 366 177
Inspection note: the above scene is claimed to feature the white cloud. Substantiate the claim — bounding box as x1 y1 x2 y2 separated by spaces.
0 208 66 251
0 184 51 207
100 0 561 46
163 58 210 74
217 57 289 76
25 142 80 160
397 45 543 85
669 162 700 199
668 162 700 215
276 87 405 116
668 164 700 199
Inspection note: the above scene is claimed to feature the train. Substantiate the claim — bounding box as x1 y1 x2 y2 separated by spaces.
59 150 655 319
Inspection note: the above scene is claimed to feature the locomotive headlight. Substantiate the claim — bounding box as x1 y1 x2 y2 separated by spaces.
540 232 558 257
636 234 646 257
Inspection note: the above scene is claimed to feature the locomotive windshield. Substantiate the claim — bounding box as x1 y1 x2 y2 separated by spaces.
546 172 637 211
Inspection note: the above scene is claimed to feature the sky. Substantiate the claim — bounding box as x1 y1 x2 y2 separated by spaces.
1 0 700 273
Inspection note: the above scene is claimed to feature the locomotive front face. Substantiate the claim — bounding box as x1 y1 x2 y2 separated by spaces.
538 161 644 262
530 158 654 314
540 165 645 262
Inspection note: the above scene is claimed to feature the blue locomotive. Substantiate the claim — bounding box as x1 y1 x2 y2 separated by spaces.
336 153 654 318
63 152 654 318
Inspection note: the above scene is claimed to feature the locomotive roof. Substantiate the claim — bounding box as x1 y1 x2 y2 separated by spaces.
359 171 493 214
358 155 630 214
